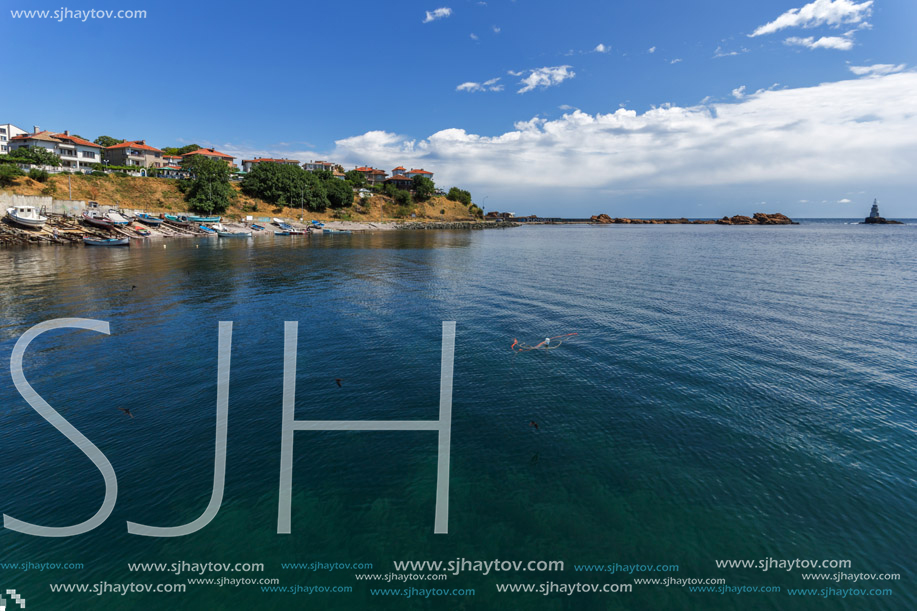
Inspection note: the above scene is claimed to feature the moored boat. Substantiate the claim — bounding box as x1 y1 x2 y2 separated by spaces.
83 236 129 246
217 230 252 237
323 228 352 234
274 230 291 236
198 224 217 234
5 205 47 229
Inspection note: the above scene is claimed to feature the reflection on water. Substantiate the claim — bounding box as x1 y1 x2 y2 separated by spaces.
0 225 914 610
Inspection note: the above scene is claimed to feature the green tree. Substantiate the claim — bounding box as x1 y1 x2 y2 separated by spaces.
323 175 354 208
162 144 201 156
0 164 25 186
412 175 435 201
28 168 50 182
7 146 62 167
344 169 367 190
446 187 472 206
241 162 328 211
94 135 124 148
180 155 233 214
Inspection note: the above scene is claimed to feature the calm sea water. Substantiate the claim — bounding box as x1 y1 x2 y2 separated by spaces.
0 221 914 610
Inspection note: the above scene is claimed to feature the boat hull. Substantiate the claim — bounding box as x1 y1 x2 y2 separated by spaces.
83 237 129 246
136 215 163 226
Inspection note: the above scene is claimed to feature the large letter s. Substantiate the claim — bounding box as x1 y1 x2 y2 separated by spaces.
6 318 118 537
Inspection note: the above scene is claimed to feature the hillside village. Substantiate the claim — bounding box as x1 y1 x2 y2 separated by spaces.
0 123 490 221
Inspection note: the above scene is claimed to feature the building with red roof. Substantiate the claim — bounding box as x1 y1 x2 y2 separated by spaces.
182 147 236 168
353 166 388 186
103 140 164 168
9 127 101 172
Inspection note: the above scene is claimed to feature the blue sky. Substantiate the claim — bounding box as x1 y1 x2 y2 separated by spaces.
4 0 917 217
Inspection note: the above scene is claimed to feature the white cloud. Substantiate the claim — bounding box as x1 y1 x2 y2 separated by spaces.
456 77 503 93
593 43 610 53
324 72 917 207
849 63 907 76
492 25 501 33
784 35 854 50
714 45 749 58
750 0 872 37
423 7 452 23
732 85 747 99
670 58 682 64
838 198 853 203
470 33 479 40
648 46 656 53
515 66 575 94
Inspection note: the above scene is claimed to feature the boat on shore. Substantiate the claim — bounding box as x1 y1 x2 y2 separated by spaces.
132 225 152 236
136 213 164 226
82 210 115 228
83 236 129 246
5 205 47 229
187 214 222 223
105 209 131 226
251 223 266 231
198 224 217 234
212 223 251 237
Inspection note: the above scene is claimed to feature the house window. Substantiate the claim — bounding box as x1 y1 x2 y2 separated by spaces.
81 151 96 159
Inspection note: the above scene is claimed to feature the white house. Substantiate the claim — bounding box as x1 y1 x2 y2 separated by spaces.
8 127 102 172
0 123 27 154
303 160 336 173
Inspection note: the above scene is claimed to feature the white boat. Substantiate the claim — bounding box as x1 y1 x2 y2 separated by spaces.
105 209 130 226
6 205 47 229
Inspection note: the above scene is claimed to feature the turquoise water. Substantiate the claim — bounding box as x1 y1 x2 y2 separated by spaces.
0 222 914 610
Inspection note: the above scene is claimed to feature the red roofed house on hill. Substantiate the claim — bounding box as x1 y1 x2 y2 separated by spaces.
103 140 164 168
241 157 300 172
182 147 236 168
353 166 388 186
404 168 434 180
8 127 101 172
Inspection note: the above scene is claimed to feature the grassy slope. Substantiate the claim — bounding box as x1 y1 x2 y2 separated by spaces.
0 174 480 222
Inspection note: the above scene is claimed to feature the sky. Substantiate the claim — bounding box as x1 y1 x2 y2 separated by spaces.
3 0 917 217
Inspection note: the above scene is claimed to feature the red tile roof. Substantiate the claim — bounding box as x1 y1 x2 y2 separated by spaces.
386 174 412 181
51 133 101 148
393 166 406 171
408 169 432 174
182 148 234 159
354 166 386 175
105 140 162 153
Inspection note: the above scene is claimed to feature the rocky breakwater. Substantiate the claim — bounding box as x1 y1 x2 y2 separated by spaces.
589 212 796 225
716 213 797 225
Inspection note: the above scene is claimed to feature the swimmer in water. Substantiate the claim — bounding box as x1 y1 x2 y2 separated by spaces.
544 337 550 347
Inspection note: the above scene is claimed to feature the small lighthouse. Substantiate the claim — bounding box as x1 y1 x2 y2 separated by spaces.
869 199 881 219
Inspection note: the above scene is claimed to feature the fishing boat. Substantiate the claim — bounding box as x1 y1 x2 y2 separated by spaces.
288 228 308 235
164 214 193 227
187 214 222 223
132 225 152 237
198 224 217 234
105 209 131 226
212 223 251 237
83 236 129 246
274 230 291 236
82 209 115 228
251 223 266 231
323 228 352 235
136 213 164 226
272 217 286 226
274 220 294 230
311 219 325 228
5 205 47 229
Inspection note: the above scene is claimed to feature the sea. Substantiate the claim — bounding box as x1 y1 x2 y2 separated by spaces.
0 220 914 610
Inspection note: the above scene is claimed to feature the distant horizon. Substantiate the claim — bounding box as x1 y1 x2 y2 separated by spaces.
4 0 916 218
